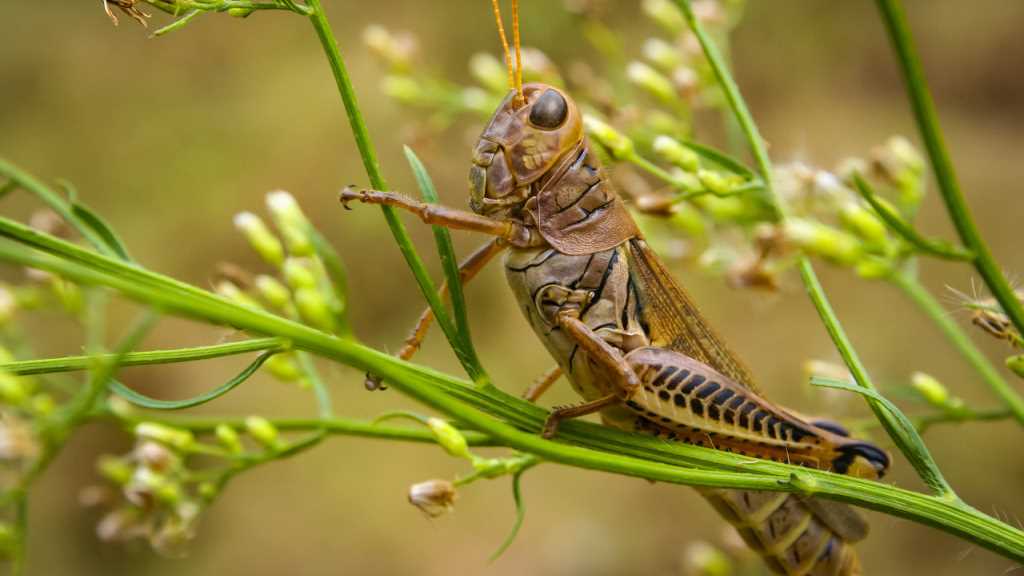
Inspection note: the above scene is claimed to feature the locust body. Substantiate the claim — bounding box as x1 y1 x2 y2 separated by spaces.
342 84 889 576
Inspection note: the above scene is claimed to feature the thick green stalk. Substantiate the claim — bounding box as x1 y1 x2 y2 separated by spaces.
893 271 1024 425
671 0 950 495
875 0 1024 339
0 226 1021 561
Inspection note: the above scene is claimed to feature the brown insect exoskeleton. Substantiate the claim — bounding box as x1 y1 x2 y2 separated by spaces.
341 3 890 574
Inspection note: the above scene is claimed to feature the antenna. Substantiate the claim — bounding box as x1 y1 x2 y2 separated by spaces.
489 0 525 107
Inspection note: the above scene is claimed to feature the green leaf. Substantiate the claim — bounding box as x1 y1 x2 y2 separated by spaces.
810 376 952 496
108 351 276 410
681 139 754 178
489 470 528 562
70 202 133 262
403 146 488 384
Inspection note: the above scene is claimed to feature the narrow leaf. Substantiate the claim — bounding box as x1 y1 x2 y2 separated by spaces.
108 351 276 410
403 146 487 384
71 202 133 262
489 470 528 562
681 139 755 178
810 376 952 495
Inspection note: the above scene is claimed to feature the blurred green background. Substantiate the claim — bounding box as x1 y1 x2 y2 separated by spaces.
2 1 1023 574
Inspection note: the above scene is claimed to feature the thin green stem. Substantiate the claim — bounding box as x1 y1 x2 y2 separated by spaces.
875 0 1024 338
0 229 1020 561
115 412 497 445
0 337 285 376
0 158 113 258
304 1 465 370
672 0 951 495
893 271 1024 425
852 173 974 261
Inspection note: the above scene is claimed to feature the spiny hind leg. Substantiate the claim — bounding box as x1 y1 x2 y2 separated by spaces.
541 311 641 438
339 187 544 247
363 239 507 390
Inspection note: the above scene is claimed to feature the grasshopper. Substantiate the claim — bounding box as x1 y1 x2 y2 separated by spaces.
341 5 890 574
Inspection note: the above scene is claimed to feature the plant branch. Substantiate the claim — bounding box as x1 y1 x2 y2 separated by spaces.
0 222 1020 561
0 337 286 376
852 173 974 261
671 0 951 496
875 0 1024 338
892 271 1024 426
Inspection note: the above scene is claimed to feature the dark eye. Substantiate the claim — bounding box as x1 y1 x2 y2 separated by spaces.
529 89 568 129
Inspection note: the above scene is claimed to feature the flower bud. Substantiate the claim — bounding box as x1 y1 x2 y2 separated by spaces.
363 25 418 71
0 372 29 406
97 455 134 485
627 61 677 105
96 508 145 543
215 280 261 310
294 287 336 332
697 169 740 196
839 201 889 247
27 393 54 417
459 86 494 115
854 258 893 280
783 219 863 265
266 191 314 257
381 75 424 104
469 52 509 93
215 424 244 454
682 540 732 576
227 6 254 17
198 481 218 500
244 416 281 450
133 441 179 473
0 523 12 558
1007 355 1024 379
255 275 292 311
282 258 317 290
653 135 700 172
910 372 949 406
134 422 194 450
0 284 16 326
233 212 284 266
583 115 634 160
642 38 683 72
407 479 456 517
263 353 305 384
642 0 685 33
426 417 471 459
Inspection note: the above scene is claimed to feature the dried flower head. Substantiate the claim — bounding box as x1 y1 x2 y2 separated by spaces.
408 479 456 518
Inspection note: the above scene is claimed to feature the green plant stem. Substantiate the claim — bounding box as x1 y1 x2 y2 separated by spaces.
672 0 951 496
0 337 285 376
875 0 1024 339
0 225 1021 561
852 173 974 261
854 407 1012 434
892 271 1024 425
303 1 467 375
114 413 499 446
0 158 111 257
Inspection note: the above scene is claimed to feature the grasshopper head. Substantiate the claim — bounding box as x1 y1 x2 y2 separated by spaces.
469 83 583 219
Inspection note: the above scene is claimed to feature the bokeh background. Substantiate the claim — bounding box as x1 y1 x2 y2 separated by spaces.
2 1 1023 575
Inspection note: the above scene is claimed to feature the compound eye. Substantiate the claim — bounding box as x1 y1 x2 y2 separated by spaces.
528 88 568 129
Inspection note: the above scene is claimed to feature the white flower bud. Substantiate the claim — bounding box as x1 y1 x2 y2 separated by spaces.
233 212 284 266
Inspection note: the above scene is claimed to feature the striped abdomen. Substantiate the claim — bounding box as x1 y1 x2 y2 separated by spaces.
623 347 889 480
632 416 866 576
